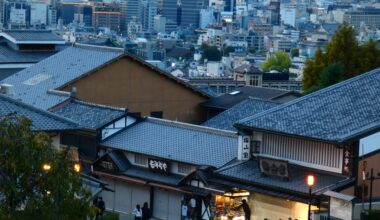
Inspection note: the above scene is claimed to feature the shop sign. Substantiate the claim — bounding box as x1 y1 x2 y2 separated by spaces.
99 160 116 171
148 158 170 174
342 147 351 175
238 136 251 161
258 156 289 180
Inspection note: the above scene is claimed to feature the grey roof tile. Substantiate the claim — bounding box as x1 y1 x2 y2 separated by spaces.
201 86 300 109
0 44 124 110
2 30 64 42
51 99 126 130
101 117 238 168
203 97 279 131
237 68 380 143
0 43 61 64
215 159 352 195
0 94 78 131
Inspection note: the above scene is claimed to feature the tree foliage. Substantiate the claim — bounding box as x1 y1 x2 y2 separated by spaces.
261 51 291 73
0 115 92 220
302 23 380 93
201 44 222 62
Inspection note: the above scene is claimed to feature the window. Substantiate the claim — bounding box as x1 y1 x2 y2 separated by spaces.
249 75 260 86
134 154 148 166
251 140 261 154
178 163 192 174
150 111 163 118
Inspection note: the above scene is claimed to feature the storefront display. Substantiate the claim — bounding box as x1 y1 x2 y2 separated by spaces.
214 191 250 220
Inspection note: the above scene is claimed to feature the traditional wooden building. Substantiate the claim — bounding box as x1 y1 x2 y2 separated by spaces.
0 43 210 124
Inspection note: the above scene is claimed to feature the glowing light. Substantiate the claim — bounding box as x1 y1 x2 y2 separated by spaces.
43 164 51 171
74 163 81 173
307 175 315 187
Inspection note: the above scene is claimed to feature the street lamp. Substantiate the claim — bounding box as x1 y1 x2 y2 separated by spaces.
307 175 315 220
43 163 51 172
73 163 81 173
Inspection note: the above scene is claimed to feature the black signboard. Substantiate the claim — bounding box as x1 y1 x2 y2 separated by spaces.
148 158 170 174
258 156 289 180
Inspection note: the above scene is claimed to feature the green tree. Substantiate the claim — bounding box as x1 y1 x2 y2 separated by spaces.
223 46 235 56
201 44 222 61
302 23 380 93
306 62 345 94
290 48 299 58
0 115 92 220
261 51 291 72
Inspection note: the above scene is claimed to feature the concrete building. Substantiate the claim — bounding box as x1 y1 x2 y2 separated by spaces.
30 2 47 26
141 0 158 32
280 4 296 27
343 9 380 31
92 3 121 32
199 8 215 29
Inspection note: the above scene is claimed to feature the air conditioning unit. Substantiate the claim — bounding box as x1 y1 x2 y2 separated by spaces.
0 84 13 95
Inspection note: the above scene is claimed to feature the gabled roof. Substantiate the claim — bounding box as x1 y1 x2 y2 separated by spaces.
0 94 78 131
234 64 262 75
203 97 279 131
237 68 380 143
0 30 65 44
0 44 125 110
215 159 353 195
201 86 300 110
100 117 238 168
1 43 209 110
50 99 127 130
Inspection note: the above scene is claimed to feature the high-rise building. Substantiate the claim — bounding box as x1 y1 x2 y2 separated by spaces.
343 9 380 31
120 0 142 33
3 0 30 29
74 4 92 26
160 0 208 27
269 0 280 25
92 3 121 32
30 2 48 26
141 0 157 32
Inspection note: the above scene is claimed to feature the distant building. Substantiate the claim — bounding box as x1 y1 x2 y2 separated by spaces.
30 2 48 27
343 9 380 31
3 1 30 29
280 5 296 27
160 0 207 27
199 8 215 29
92 3 121 32
141 0 158 32
74 4 92 26
120 0 142 33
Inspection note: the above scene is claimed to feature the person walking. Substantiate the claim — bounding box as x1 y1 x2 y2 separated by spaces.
236 199 251 220
132 204 143 220
97 197 105 217
142 202 151 220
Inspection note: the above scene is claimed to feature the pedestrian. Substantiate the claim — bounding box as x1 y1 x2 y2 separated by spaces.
97 197 105 217
142 202 151 220
93 197 100 220
132 204 143 220
181 200 188 220
235 199 251 220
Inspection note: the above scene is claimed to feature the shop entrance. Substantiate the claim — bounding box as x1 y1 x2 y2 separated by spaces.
214 191 250 220
153 187 182 220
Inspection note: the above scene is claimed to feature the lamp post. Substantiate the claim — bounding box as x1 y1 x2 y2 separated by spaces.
307 175 315 220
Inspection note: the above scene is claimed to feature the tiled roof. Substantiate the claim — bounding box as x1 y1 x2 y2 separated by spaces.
0 44 124 110
237 68 380 143
101 117 238 168
51 99 126 130
1 30 64 42
201 86 300 109
215 158 353 195
0 43 60 64
0 94 78 131
203 97 279 131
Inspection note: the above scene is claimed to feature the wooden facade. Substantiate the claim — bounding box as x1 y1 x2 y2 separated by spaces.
58 56 209 124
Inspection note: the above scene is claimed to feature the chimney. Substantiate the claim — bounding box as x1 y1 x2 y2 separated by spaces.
0 84 13 95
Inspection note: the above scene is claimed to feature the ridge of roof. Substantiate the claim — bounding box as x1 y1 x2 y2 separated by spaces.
238 68 380 125
146 117 237 137
71 99 127 112
0 94 78 128
73 43 125 52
